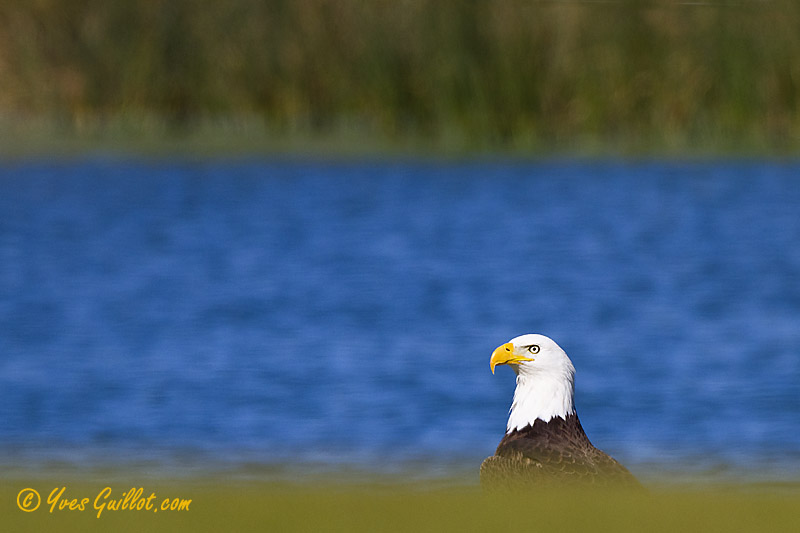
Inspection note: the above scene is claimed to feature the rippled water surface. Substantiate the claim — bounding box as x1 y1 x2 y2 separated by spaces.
2 159 799 481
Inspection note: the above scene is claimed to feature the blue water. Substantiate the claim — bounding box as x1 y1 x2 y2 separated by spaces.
1 158 799 482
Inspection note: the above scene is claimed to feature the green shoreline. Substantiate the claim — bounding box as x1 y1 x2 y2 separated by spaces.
2 115 798 161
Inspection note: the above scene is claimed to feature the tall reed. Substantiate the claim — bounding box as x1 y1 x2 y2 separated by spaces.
1 1 798 153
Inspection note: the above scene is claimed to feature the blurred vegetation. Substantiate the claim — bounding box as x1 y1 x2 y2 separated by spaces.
1 0 799 155
3 479 800 532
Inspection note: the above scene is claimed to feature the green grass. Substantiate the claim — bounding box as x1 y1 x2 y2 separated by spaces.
3 478 799 532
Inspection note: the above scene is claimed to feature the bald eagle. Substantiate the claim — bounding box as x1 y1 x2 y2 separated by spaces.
480 334 639 489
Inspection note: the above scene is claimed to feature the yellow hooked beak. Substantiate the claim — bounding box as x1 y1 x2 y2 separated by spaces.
490 342 535 374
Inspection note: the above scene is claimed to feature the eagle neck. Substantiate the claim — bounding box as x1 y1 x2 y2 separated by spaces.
506 371 575 433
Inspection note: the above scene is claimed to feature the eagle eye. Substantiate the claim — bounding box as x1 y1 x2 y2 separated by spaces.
527 345 540 354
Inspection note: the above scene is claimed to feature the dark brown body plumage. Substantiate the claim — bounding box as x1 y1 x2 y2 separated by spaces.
480 414 639 489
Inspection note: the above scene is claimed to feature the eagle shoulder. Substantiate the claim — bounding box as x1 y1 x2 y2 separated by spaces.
480 414 640 489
